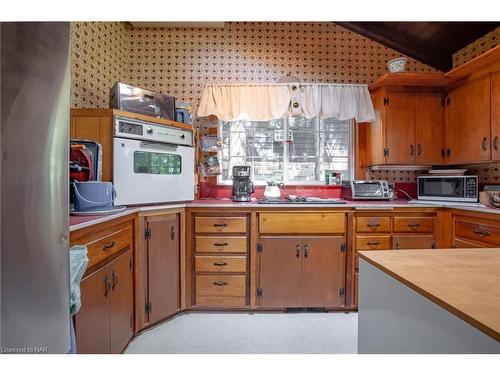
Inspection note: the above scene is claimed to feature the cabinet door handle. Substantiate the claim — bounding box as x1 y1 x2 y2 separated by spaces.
296 243 301 258
494 136 499 151
410 144 415 156
304 243 309 258
102 241 116 251
472 228 491 237
213 262 228 267
366 241 381 246
213 242 228 247
417 144 422 156
212 223 228 227
104 275 110 298
213 281 228 287
170 225 175 240
111 270 118 290
367 222 380 228
395 242 400 250
481 136 488 151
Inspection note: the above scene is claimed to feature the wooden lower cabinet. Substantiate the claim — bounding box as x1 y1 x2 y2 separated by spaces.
193 213 249 308
452 212 500 248
75 249 133 354
258 236 346 308
351 211 437 308
145 214 181 325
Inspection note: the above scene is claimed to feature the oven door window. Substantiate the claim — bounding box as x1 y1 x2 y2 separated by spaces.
133 151 182 175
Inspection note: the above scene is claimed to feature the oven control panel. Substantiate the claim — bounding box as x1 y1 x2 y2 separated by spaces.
114 116 193 147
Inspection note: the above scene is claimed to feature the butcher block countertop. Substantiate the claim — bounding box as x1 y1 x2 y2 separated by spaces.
358 249 500 341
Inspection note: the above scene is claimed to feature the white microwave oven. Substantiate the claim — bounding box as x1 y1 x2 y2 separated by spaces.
417 175 478 202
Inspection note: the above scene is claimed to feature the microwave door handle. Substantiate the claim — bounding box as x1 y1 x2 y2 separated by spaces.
139 141 178 152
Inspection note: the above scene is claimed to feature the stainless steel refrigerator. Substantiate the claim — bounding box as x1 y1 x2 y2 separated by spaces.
1 22 70 354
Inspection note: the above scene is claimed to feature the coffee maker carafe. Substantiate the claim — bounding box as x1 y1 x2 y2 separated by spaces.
232 166 254 202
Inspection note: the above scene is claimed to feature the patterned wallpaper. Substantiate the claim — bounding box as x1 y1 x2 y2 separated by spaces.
70 22 130 108
453 26 500 67
70 22 435 110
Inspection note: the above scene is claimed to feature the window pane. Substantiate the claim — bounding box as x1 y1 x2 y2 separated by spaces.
219 117 351 184
320 118 351 181
287 117 319 182
134 151 181 175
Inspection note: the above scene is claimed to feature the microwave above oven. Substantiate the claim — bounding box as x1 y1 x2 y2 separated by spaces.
417 175 478 202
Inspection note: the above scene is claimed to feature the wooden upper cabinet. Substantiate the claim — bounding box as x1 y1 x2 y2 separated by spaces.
365 88 445 166
385 92 416 164
445 75 491 164
414 94 444 165
491 71 500 161
365 89 386 165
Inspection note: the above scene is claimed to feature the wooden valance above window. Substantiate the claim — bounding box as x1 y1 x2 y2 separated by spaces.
197 83 375 122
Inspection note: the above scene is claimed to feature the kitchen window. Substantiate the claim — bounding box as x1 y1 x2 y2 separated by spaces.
218 117 353 184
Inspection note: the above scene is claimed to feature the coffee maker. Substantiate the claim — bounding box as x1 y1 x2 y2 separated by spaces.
232 166 254 202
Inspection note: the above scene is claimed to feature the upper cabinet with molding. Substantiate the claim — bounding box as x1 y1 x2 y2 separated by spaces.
491 70 500 161
365 84 444 166
443 75 491 164
362 46 500 168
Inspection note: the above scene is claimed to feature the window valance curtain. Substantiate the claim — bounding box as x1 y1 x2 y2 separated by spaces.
197 83 375 122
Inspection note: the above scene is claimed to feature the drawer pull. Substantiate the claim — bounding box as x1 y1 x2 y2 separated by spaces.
213 262 228 267
213 242 229 247
212 223 228 227
212 281 228 287
407 222 421 228
472 228 491 237
102 241 116 250
366 241 381 246
366 223 381 228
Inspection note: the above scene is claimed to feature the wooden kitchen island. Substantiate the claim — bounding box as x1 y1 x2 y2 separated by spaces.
357 249 500 353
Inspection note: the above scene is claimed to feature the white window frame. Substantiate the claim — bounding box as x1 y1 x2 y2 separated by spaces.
217 118 354 185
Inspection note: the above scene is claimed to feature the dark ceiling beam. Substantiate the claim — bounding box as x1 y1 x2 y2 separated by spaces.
335 22 451 71
335 22 500 72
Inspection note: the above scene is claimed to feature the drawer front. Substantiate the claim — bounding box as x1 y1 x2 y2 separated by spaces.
259 213 345 234
195 256 247 273
356 216 391 233
454 217 500 247
195 236 247 254
393 217 434 233
356 235 391 250
393 235 435 250
86 226 132 269
195 295 246 307
195 217 246 233
196 275 246 296
454 238 484 248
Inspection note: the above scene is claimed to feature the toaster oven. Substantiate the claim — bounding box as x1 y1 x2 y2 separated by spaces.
341 180 391 200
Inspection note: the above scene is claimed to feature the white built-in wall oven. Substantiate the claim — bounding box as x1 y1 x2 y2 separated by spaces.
113 116 195 205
